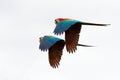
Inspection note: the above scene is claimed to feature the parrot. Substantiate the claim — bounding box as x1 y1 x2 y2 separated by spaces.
39 35 65 68
39 35 93 68
54 18 110 53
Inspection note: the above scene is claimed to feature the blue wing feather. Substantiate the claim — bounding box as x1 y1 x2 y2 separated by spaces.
54 20 80 34
39 36 62 51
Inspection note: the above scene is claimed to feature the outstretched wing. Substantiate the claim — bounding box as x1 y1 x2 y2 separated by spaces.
65 22 82 53
48 40 65 68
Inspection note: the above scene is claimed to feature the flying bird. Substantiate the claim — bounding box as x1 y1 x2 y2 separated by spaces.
39 35 92 68
54 18 110 53
39 36 65 68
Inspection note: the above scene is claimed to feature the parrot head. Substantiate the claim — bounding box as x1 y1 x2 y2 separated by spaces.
39 36 48 42
39 35 56 42
55 18 72 24
39 37 44 42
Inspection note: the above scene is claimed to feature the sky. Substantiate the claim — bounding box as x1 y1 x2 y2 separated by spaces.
0 0 120 80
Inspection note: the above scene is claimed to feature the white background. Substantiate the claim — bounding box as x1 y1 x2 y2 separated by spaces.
0 0 120 80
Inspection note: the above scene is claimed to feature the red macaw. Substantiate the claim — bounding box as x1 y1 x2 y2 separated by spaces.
54 18 110 53
39 35 92 68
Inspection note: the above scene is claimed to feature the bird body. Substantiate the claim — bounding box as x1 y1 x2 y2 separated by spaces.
54 18 110 53
54 18 109 35
39 35 93 68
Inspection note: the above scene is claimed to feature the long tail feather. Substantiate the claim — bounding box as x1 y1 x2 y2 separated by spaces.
77 44 94 47
82 22 110 26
